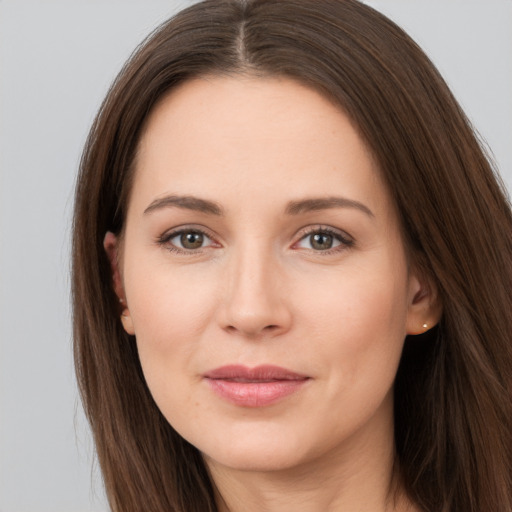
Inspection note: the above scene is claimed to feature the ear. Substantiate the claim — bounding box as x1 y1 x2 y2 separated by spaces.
103 231 135 335
405 270 442 335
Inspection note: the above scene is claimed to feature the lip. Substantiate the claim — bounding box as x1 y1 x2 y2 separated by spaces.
203 365 310 407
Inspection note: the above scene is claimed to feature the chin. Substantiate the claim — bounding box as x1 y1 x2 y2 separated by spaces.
204 446 308 473
193 424 318 473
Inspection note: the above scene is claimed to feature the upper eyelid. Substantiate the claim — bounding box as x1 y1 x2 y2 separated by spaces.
159 224 218 242
295 225 353 242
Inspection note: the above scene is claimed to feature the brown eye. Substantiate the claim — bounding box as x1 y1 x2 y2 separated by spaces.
180 231 204 249
161 229 214 252
294 228 353 253
310 233 334 250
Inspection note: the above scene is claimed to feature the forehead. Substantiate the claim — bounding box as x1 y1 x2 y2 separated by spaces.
130 75 389 217
139 75 367 157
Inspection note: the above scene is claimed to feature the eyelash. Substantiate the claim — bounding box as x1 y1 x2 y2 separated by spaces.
156 225 355 255
294 226 355 255
157 226 218 255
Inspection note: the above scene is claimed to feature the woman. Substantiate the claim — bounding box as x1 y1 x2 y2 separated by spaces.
72 0 512 511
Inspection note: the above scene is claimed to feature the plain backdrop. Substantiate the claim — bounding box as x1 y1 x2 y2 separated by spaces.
0 1 510 511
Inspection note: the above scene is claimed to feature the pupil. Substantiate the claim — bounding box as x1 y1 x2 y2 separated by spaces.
181 232 203 249
311 233 333 250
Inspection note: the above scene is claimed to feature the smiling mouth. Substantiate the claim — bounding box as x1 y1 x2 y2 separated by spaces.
203 365 310 407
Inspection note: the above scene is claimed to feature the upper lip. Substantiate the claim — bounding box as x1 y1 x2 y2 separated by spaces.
203 364 309 382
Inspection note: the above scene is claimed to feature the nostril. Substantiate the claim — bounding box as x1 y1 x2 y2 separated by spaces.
223 323 281 337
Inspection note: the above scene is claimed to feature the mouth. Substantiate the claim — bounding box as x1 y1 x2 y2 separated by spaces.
203 365 310 407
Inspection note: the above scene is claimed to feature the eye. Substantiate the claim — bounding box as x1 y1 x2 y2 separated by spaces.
158 228 218 253
174 231 207 250
294 228 353 252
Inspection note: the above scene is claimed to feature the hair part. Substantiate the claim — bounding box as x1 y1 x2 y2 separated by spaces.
73 1 512 510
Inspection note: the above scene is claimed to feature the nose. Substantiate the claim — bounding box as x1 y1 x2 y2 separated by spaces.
218 245 292 339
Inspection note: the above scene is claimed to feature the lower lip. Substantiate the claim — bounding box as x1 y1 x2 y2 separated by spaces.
205 378 308 407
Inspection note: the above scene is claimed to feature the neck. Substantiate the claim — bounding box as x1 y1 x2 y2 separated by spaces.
206 395 416 512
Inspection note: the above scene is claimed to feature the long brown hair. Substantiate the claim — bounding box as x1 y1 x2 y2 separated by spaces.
72 1 512 510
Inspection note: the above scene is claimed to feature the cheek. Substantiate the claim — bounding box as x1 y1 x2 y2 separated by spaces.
123 260 220 395
298 265 409 341
285 268 409 447
125 255 217 336
293 261 410 387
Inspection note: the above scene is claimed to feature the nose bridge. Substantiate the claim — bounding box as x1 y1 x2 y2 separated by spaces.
221 238 290 337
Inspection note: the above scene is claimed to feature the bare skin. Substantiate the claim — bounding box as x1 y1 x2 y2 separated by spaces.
105 75 438 511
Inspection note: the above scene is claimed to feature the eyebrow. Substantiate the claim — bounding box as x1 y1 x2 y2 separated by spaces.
143 194 374 218
144 195 224 216
285 197 374 217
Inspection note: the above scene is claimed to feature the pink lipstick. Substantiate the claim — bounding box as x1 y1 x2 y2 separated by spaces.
203 365 309 407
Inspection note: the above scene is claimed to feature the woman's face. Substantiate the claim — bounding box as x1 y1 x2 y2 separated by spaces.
107 76 435 474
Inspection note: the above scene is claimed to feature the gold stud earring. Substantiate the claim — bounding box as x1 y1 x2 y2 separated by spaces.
422 323 428 329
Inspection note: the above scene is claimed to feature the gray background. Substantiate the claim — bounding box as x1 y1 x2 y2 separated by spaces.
0 1 510 511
